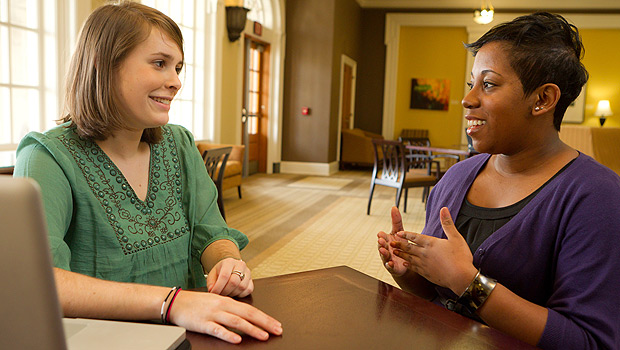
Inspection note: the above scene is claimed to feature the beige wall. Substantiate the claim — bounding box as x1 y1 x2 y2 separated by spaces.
220 37 243 144
77 0 105 28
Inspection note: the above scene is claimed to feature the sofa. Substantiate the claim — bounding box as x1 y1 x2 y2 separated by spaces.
195 142 245 198
341 128 384 167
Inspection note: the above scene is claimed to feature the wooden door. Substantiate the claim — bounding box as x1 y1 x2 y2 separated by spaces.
242 39 270 174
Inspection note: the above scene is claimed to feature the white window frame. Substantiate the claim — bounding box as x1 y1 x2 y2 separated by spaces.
0 0 74 156
142 0 210 140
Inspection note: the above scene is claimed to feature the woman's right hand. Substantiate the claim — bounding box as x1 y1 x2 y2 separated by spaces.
169 290 282 344
377 207 410 276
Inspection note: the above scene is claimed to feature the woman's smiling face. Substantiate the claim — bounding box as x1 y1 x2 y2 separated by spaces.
114 27 183 132
462 41 538 155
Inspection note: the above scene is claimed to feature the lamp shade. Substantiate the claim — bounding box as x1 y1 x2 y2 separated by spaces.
594 100 613 117
225 6 250 42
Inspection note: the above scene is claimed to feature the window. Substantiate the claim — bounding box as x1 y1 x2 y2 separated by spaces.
0 0 62 151
142 0 206 139
247 43 261 135
244 0 271 28
244 0 263 26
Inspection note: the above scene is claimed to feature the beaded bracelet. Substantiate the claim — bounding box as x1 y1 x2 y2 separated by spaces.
165 287 183 324
160 286 179 324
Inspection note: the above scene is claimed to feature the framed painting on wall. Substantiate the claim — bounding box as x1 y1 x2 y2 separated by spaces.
410 78 450 111
563 84 586 124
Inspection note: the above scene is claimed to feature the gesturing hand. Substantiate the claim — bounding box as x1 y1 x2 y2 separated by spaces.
169 290 282 344
377 207 410 276
390 207 477 295
206 258 254 298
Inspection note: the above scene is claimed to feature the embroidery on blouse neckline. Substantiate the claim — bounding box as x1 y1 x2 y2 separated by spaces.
58 126 190 255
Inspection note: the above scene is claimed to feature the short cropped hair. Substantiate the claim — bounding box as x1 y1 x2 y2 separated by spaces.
63 1 184 143
465 12 588 131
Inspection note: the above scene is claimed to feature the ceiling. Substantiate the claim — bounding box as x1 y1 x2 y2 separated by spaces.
356 0 620 11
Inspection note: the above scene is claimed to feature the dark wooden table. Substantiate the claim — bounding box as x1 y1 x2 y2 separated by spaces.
187 266 534 349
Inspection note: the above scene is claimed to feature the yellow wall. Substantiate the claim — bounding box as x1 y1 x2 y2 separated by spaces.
580 29 620 128
394 27 468 147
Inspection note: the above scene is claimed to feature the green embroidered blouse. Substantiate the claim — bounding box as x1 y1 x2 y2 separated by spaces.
14 123 248 289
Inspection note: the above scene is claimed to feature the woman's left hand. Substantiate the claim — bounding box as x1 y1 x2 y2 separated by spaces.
206 258 254 298
390 207 478 295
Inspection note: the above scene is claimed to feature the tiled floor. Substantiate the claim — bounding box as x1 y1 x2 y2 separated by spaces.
222 170 429 286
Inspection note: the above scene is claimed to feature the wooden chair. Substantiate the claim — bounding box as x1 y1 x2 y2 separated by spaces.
196 142 245 199
399 136 460 201
367 139 439 215
202 147 232 221
400 129 429 139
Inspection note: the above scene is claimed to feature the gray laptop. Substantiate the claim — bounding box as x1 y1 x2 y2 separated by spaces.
0 177 187 350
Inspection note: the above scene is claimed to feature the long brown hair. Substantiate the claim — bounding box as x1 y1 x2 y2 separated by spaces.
62 1 184 143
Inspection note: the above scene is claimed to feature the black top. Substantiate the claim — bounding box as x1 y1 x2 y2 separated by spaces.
455 158 576 253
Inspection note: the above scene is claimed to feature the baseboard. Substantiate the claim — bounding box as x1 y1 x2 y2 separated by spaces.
280 161 339 176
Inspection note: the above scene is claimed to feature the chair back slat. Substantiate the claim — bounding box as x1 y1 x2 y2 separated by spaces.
380 142 403 182
368 138 439 215
202 147 233 183
372 139 406 185
201 146 233 221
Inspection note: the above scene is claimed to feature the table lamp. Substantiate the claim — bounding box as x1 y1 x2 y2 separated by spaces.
594 100 613 127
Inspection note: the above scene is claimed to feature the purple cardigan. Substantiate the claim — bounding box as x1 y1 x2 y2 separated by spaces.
422 153 620 349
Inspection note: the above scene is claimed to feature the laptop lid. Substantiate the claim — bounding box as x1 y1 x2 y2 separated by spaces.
0 177 186 350
0 177 67 349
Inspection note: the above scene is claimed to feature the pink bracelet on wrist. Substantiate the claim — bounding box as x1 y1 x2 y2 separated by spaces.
165 287 182 324
160 286 178 324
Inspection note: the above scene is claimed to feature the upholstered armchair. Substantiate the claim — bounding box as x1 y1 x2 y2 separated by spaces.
341 128 384 167
195 142 245 198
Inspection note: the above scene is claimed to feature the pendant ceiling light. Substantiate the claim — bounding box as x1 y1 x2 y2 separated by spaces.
473 1 494 25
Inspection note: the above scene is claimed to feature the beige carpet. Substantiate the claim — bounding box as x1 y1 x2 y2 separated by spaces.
222 170 428 287
286 176 354 191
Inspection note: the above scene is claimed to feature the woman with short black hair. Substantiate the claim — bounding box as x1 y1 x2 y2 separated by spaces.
378 12 620 349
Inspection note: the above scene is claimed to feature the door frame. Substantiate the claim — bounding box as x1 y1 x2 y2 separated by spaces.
242 36 271 175
337 54 357 162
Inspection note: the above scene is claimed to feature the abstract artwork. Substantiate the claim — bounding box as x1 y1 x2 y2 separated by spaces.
410 78 450 111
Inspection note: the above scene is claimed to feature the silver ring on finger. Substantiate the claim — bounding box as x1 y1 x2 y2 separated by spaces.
232 270 245 281
407 240 420 248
